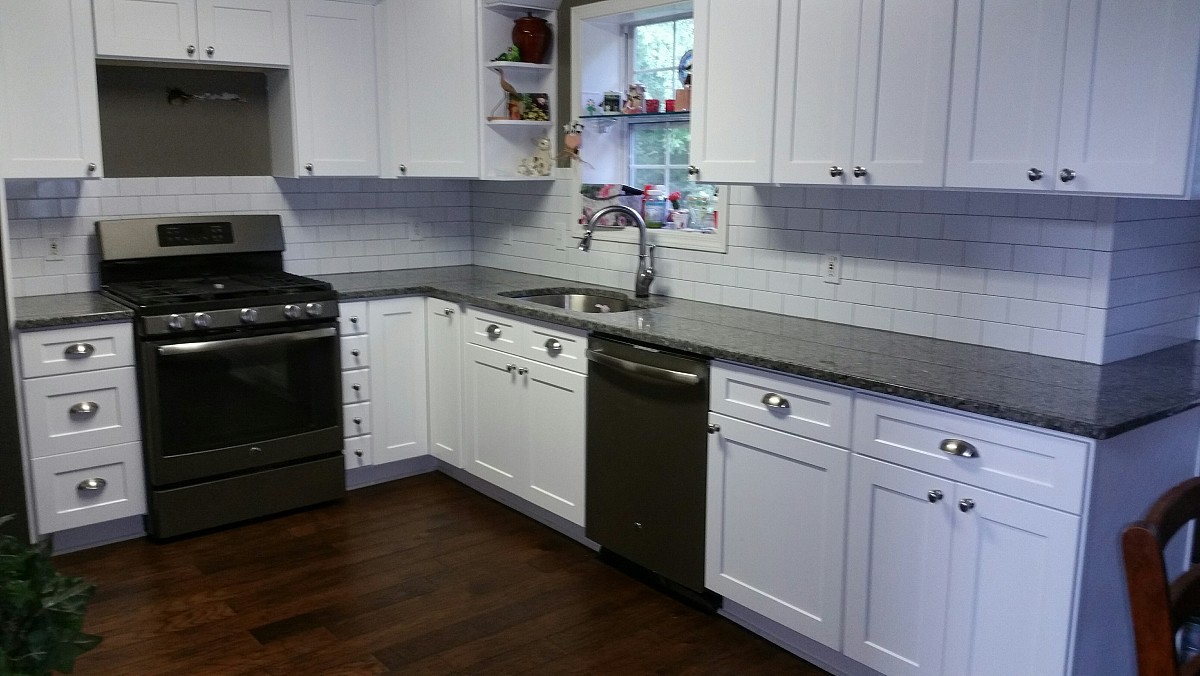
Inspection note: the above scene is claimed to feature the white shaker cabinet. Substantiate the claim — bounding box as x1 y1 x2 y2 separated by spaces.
773 0 954 187
367 297 428 464
289 0 381 177
93 0 290 66
382 0 480 178
426 299 464 467
0 0 103 179
689 0 779 184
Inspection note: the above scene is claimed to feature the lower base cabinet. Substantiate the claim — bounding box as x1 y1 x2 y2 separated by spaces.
367 297 428 464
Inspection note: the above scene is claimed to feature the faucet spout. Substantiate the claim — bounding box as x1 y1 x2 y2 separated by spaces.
584 204 655 298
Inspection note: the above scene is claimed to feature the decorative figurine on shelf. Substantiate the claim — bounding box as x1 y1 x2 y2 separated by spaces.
491 44 521 62
622 82 645 114
517 135 553 176
559 121 592 167
487 68 519 121
586 99 597 116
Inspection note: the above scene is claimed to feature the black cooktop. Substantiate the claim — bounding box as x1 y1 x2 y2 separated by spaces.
103 271 332 308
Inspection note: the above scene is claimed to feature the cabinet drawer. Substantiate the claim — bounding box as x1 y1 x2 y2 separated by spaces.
343 402 371 437
30 441 146 533
341 369 370 404
853 395 1089 513
339 301 368 336
23 367 141 458
19 323 134 378
344 433 372 470
520 320 587 373
340 335 369 369
711 362 853 448
466 308 521 352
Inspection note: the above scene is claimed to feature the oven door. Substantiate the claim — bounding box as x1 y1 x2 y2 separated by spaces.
140 323 342 487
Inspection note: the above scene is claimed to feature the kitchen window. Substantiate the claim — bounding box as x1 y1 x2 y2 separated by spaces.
571 0 727 254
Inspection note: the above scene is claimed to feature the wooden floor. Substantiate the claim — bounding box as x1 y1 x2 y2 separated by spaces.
56 472 832 675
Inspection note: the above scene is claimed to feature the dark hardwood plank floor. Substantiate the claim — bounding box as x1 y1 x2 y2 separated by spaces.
56 473 833 675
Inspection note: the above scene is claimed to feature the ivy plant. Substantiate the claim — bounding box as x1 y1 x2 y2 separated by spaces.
0 516 100 675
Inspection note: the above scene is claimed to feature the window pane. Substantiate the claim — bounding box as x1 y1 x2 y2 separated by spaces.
639 70 675 101
632 168 666 190
631 126 667 164
665 126 690 164
634 22 675 72
666 168 690 194
674 19 694 68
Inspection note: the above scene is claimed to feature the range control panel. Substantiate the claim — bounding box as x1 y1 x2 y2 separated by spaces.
157 222 235 247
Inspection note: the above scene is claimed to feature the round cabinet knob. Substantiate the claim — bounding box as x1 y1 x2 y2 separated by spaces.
443 308 454 316
517 367 528 376
1027 167 1044 181
167 314 185 331
853 166 868 178
687 165 700 177
77 477 107 492
545 338 562 355
353 417 362 424
707 423 721 434
1059 168 1077 183
87 162 97 173
634 522 644 531
927 490 944 503
239 308 259 324
206 45 214 56
399 164 408 174
354 450 364 457
305 163 314 173
349 316 359 324
192 312 212 329
186 45 196 55
352 383 361 391
486 324 502 339
351 349 361 357
959 498 976 513
305 302 324 317
505 363 517 373
829 166 845 177
284 304 303 320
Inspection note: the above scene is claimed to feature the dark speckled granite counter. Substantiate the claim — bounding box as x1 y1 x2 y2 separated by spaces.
13 292 134 329
14 266 1200 439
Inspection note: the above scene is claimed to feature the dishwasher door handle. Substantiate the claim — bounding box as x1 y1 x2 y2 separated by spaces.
586 348 703 386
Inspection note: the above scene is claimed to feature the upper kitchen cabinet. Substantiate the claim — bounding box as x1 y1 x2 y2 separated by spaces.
773 0 955 187
947 0 1200 197
0 0 104 179
477 1 559 181
381 0 480 178
93 0 291 67
288 0 381 177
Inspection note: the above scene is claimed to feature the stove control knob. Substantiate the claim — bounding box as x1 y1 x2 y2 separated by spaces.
283 304 303 320
239 308 259 324
167 314 185 331
192 312 212 329
305 302 324 317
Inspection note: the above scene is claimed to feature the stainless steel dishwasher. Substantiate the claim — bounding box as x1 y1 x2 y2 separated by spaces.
585 335 714 600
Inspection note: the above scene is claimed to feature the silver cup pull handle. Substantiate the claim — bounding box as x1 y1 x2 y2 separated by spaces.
63 343 95 359
545 338 562 355
762 393 790 410
486 324 502 339
69 401 99 418
77 477 106 492
940 438 979 458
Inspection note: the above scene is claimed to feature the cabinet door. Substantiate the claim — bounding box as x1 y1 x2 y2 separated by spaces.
426 299 463 467
705 413 849 649
385 0 480 178
690 0 779 184
290 0 381 177
0 0 103 179
942 485 1079 676
196 0 290 66
463 343 525 495
522 359 586 525
93 0 198 61
850 0 955 187
367 297 427 464
771 0 860 185
1056 0 1200 195
844 455 953 676
944 0 1068 191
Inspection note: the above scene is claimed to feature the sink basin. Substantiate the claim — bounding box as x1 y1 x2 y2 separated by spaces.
518 293 631 313
501 288 653 313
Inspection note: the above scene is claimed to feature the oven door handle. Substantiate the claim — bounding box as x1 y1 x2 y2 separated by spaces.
156 326 337 356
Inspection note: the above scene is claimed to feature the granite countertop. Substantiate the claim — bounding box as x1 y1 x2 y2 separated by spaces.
14 266 1200 439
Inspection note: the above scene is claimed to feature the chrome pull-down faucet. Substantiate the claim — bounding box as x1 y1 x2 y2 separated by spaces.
582 205 655 298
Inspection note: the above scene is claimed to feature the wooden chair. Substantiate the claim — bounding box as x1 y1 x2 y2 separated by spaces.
1123 476 1200 676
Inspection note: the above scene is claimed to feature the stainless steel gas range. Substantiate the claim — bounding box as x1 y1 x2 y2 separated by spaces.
96 215 344 539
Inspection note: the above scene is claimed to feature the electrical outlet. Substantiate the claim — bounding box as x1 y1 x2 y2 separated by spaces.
822 252 842 284
44 234 63 262
409 221 425 241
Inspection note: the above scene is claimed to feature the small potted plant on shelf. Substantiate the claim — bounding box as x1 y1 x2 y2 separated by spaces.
0 515 101 675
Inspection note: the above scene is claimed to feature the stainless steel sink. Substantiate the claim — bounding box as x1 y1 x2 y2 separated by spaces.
518 293 631 313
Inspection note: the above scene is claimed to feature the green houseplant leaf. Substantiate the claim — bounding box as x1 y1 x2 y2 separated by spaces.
0 515 101 675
